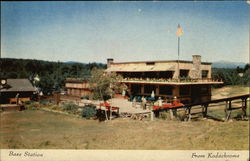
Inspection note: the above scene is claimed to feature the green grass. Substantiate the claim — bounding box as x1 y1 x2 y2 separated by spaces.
0 110 249 150
212 85 249 99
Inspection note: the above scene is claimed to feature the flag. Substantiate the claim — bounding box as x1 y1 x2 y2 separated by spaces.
176 24 184 37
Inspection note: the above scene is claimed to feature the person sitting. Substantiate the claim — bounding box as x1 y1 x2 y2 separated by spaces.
172 96 179 105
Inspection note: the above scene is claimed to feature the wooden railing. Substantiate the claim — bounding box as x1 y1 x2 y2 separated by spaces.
153 94 249 122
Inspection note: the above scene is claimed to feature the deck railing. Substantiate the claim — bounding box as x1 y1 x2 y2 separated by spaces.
121 77 223 83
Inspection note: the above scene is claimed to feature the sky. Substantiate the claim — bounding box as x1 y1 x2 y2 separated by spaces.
1 1 249 63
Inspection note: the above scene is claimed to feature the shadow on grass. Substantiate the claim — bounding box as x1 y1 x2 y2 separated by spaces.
205 115 224 122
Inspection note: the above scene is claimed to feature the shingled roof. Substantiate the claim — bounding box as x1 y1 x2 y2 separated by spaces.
1 79 36 92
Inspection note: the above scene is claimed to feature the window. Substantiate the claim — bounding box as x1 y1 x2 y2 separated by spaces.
144 85 156 94
180 86 190 96
144 72 157 78
159 85 173 95
131 84 141 95
146 62 155 65
159 71 173 79
202 70 209 78
130 72 142 78
200 85 209 95
180 70 189 78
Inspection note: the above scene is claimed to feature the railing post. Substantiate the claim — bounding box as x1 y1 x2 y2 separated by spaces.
224 101 228 121
224 101 232 122
188 107 192 122
202 104 208 118
169 109 174 120
241 98 247 118
151 110 154 121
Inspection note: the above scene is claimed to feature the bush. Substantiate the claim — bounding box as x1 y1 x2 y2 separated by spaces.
23 100 33 105
39 100 55 106
81 95 90 100
62 102 79 111
29 107 38 110
81 105 96 119
160 111 168 120
24 102 40 110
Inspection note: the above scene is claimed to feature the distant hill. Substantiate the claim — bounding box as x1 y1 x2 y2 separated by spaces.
65 61 86 64
65 61 106 65
212 61 247 69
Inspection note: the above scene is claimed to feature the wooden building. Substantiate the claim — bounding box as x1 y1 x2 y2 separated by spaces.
65 78 91 97
0 79 36 104
106 55 223 104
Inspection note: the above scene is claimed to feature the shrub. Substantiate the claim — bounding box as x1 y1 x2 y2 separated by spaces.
160 111 168 120
39 100 54 106
62 102 79 111
30 107 38 110
81 105 96 119
81 95 90 100
23 101 33 105
24 102 40 110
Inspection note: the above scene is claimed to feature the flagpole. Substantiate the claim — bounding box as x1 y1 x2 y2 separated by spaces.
178 36 180 81
176 24 183 81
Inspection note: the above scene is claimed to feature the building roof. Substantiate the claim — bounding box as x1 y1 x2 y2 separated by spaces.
65 77 89 83
1 79 36 92
107 64 176 72
111 60 212 65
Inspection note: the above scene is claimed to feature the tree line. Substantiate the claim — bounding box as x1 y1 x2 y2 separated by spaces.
212 64 250 87
0 58 106 95
1 58 249 95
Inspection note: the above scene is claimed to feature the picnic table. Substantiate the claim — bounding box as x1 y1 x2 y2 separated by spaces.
153 100 184 111
99 102 119 114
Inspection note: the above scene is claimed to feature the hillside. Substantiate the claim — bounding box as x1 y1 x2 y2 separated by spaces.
212 61 247 68
0 58 106 94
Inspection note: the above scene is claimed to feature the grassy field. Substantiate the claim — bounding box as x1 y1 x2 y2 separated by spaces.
0 86 249 150
212 85 249 99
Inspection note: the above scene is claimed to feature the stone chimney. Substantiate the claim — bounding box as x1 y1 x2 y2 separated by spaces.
190 55 201 79
107 58 114 68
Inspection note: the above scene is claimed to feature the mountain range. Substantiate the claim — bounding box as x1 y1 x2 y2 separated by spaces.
211 61 247 68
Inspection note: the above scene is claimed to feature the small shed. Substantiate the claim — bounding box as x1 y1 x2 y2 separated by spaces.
65 77 91 97
0 79 36 104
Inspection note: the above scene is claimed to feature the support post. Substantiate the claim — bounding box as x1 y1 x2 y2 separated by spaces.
169 109 174 120
109 107 112 120
241 98 247 118
224 101 232 122
202 104 208 118
151 110 154 121
104 109 108 121
187 107 192 122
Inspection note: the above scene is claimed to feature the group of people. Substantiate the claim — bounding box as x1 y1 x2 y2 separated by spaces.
132 96 178 110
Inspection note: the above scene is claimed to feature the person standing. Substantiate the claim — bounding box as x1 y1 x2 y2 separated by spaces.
142 96 147 110
158 97 163 106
